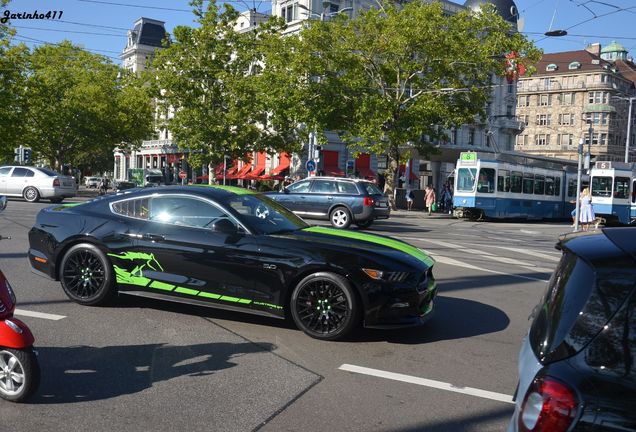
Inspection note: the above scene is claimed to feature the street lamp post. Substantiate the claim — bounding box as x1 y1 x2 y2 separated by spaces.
624 97 634 163
574 138 583 232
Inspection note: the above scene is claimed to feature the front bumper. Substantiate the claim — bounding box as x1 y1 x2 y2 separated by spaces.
362 269 437 329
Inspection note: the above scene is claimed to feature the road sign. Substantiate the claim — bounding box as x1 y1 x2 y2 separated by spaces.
306 159 316 172
178 171 187 179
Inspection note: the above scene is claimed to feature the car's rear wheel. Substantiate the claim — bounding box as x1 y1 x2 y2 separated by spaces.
355 219 373 229
290 272 360 340
0 347 40 402
330 206 352 229
60 244 114 306
23 187 40 203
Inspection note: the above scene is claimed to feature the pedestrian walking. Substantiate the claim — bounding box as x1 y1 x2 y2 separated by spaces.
424 185 436 216
406 189 414 211
579 187 595 231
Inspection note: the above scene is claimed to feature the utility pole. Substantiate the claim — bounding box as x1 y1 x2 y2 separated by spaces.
625 97 633 163
574 138 583 232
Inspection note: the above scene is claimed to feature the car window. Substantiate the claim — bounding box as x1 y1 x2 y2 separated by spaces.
111 197 150 220
0 167 11 176
337 181 358 194
362 182 383 195
149 196 228 229
223 194 309 235
312 180 337 193
11 168 31 177
287 180 311 193
35 167 59 176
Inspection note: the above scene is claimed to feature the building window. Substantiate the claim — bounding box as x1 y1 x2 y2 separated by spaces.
599 133 607 145
539 94 551 106
561 92 575 105
506 105 513 116
588 91 609 104
546 63 558 72
536 114 551 125
568 61 581 70
535 134 550 146
451 128 457 145
558 113 575 126
468 128 475 145
508 83 514 93
282 2 298 22
517 95 529 107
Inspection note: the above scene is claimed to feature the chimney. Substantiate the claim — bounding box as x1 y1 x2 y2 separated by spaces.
586 43 601 56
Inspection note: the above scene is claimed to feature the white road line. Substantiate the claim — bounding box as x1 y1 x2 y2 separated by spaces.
456 242 561 261
14 309 66 321
431 255 549 282
339 364 514 404
405 237 554 273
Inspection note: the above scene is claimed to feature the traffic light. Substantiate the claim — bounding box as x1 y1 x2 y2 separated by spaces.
22 148 32 164
314 145 322 160
14 148 21 163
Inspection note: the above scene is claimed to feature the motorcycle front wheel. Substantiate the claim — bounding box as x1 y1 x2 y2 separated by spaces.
0 347 40 402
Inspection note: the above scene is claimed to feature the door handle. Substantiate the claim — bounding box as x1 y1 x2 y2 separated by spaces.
327 196 333 200
142 233 165 242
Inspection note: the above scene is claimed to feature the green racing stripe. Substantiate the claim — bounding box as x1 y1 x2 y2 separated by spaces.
189 184 254 195
302 226 435 267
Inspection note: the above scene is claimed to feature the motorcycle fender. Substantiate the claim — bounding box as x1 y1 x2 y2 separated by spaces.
0 318 35 349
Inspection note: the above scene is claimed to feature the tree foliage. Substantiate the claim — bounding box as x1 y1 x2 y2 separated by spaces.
263 0 541 200
152 0 294 169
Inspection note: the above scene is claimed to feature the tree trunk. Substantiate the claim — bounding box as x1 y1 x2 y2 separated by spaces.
383 144 400 211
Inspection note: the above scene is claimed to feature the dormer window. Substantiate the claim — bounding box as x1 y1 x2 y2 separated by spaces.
546 63 558 72
568 61 581 70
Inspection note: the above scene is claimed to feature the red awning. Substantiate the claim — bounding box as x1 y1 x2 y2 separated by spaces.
216 159 239 180
229 155 253 179
399 164 418 181
244 152 267 180
269 152 290 176
355 153 376 180
323 150 344 177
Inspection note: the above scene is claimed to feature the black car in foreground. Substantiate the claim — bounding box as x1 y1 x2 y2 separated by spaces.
28 186 436 340
267 177 390 229
508 227 636 432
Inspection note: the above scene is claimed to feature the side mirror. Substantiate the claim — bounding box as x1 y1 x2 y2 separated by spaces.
282 187 290 194
0 196 6 213
212 218 238 235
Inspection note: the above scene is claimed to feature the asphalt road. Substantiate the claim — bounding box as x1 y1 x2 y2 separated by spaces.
0 196 574 432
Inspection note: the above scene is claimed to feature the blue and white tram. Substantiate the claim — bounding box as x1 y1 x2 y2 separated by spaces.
590 161 636 225
453 151 581 221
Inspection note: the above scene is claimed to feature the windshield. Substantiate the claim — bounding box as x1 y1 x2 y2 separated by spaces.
591 176 612 197
362 182 383 195
456 168 477 192
223 193 309 235
36 167 60 177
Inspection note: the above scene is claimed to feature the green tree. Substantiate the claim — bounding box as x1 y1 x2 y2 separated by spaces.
152 0 294 173
263 1 541 205
16 42 154 172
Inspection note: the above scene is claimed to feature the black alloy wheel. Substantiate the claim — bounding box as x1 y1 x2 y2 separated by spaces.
290 272 360 341
60 244 114 306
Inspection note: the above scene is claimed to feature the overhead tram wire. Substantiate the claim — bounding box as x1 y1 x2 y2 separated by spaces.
12 25 125 38
76 0 192 13
12 34 123 61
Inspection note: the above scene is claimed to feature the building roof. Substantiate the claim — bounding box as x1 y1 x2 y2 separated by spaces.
601 41 627 54
130 17 168 48
531 49 611 76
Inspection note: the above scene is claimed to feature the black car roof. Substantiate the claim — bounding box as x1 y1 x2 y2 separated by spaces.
602 227 636 262
94 185 256 202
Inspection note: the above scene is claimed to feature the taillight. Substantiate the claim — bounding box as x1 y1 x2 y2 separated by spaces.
519 377 578 432
53 178 61 187
363 197 374 206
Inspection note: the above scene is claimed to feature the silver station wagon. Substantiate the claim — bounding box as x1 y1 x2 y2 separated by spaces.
0 166 76 203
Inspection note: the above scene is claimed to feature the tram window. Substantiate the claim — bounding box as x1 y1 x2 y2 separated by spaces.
477 168 495 193
545 176 555 196
457 168 477 192
614 177 630 199
591 176 612 197
511 171 523 193
568 179 577 197
497 170 510 192
554 177 561 196
523 174 534 194
534 175 545 195
632 180 636 203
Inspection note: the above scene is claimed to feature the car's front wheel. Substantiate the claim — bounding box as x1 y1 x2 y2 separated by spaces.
0 347 40 402
330 206 352 229
60 243 114 306
23 187 40 203
290 272 360 340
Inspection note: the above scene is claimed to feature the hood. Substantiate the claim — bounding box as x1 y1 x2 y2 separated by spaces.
277 226 435 269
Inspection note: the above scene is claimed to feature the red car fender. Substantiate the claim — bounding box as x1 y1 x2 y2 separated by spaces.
0 318 35 349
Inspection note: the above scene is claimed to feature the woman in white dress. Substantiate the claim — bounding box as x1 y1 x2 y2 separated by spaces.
579 187 595 231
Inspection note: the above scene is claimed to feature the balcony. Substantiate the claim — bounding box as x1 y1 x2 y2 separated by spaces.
491 116 525 132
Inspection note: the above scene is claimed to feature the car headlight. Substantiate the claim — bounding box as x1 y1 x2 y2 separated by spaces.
362 268 409 283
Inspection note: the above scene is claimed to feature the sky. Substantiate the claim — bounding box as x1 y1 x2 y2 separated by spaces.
3 0 636 64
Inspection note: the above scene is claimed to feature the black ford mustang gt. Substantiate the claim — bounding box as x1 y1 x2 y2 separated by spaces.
28 186 436 340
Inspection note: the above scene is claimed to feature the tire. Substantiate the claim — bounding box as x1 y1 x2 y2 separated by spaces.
0 347 40 402
60 243 114 306
49 197 64 204
23 187 40 203
329 206 352 229
355 219 374 229
290 272 360 341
